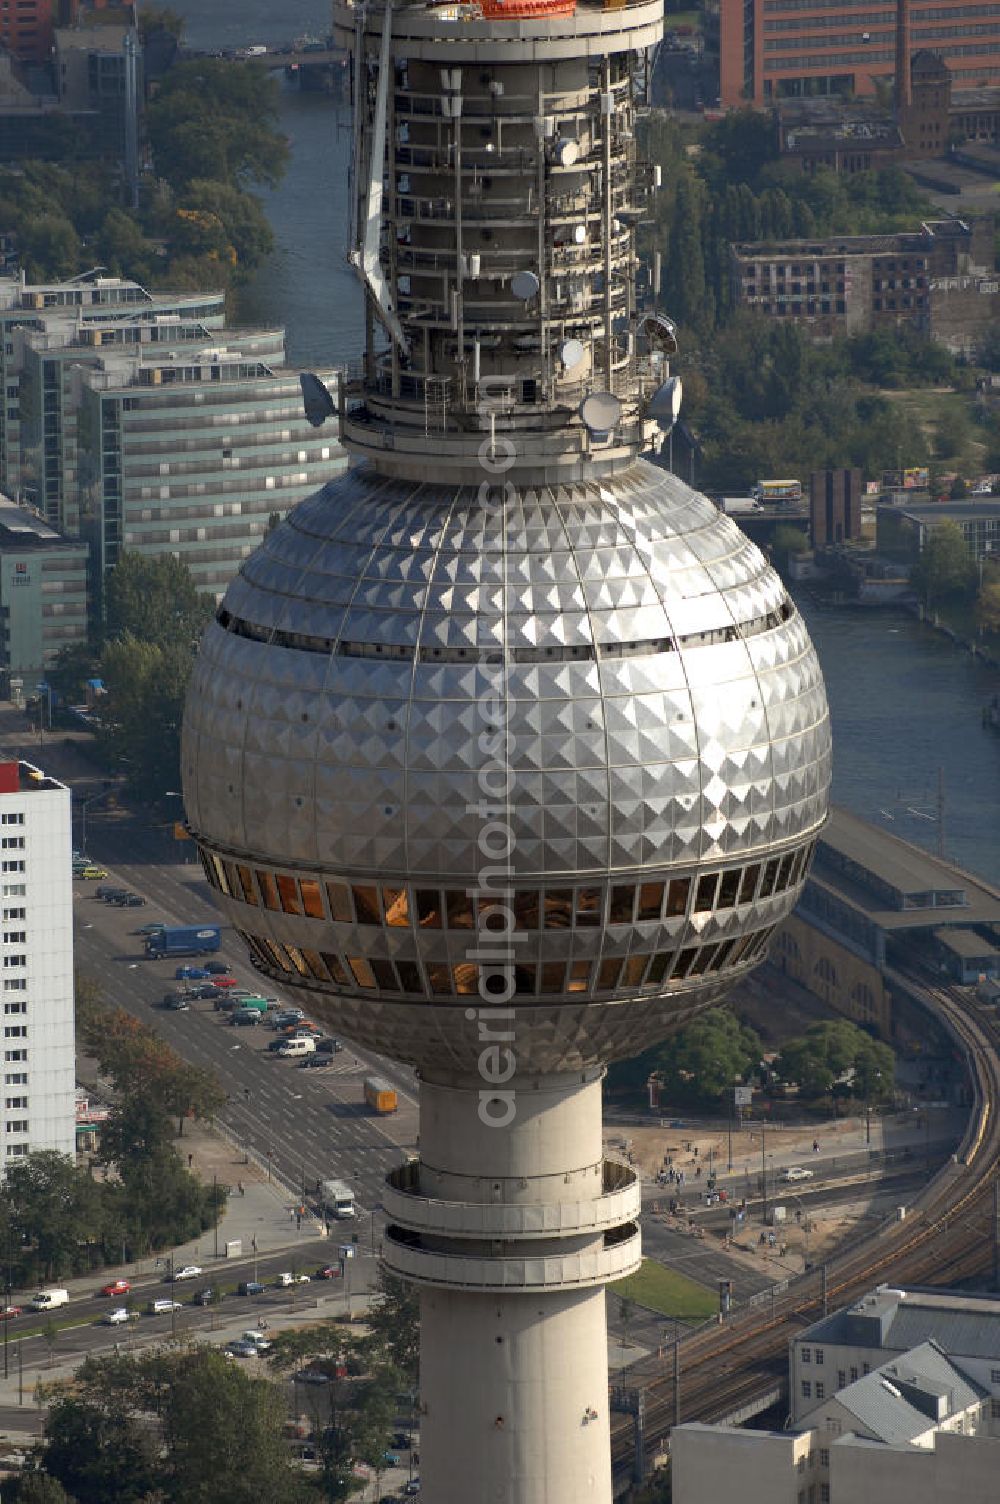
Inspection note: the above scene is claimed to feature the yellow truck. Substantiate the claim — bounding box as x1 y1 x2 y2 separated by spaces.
364 1075 397 1114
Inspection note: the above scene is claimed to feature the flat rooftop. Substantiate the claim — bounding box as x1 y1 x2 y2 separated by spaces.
812 806 1000 932
0 495 82 551
0 760 67 796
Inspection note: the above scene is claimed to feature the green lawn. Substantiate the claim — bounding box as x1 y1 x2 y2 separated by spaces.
610 1260 717 1322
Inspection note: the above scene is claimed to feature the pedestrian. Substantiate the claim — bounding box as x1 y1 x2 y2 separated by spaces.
813 1139 819 1153
289 1208 295 1221
187 1153 193 1168
238 1181 244 1197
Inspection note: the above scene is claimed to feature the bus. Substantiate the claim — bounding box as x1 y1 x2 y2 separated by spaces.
752 479 803 506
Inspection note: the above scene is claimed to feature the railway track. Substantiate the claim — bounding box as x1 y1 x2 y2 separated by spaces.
611 974 1000 1475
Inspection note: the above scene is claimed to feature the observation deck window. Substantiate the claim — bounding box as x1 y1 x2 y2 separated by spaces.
326 882 352 922
352 885 381 925
300 879 324 919
276 875 301 915
256 869 280 911
609 886 635 924
637 882 665 921
347 957 377 989
416 890 443 928
384 887 411 927
695 873 718 912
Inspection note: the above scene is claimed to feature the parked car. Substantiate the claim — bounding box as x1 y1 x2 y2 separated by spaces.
147 1298 182 1315
188 984 221 1000
277 1271 310 1287
404 1481 421 1496
316 1037 344 1054
193 1287 217 1306
167 1264 203 1282
210 976 241 990
293 1365 330 1385
100 1278 131 1297
316 1265 342 1280
782 1167 814 1183
271 1009 305 1029
226 1339 259 1358
299 1056 333 1070
0 1306 21 1320
80 867 109 881
267 1037 291 1053
391 1432 411 1450
114 893 146 908
243 1329 272 1352
383 1452 400 1467
162 993 191 1011
175 965 211 981
101 889 130 904
105 1307 134 1325
203 961 231 975
230 1009 262 1027
238 1280 264 1297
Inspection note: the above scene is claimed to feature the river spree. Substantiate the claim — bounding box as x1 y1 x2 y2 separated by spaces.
168 0 1000 884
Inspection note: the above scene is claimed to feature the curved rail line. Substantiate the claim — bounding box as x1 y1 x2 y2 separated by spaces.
611 976 1000 1472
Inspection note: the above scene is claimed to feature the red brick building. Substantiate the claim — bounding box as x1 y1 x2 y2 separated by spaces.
720 0 1000 107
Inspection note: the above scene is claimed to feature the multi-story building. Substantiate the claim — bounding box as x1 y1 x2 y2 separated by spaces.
789 1285 1000 1434
78 340 345 597
0 758 75 1163
0 493 88 689
0 0 59 65
730 218 999 352
673 1335 998 1504
0 272 225 519
877 498 1000 566
720 0 1000 107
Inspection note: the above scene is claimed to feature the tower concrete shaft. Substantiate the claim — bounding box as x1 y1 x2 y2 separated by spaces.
382 1072 640 1503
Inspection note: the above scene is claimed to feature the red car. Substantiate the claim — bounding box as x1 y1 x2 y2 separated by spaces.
316 1265 342 1280
0 1305 21 1320
210 976 239 989
100 1278 131 1297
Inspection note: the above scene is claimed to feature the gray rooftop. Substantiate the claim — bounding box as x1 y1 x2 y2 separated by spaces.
893 502 1000 523
811 807 1000 932
826 1341 984 1444
799 1285 1000 1362
933 927 1000 960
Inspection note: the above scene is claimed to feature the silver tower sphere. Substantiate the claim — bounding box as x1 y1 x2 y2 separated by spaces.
183 467 830 1073
182 2 830 1499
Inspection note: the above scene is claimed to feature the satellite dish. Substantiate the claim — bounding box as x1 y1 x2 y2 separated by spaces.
560 338 585 370
573 224 587 245
579 391 622 437
511 270 540 300
639 312 678 356
556 139 579 167
299 372 336 428
647 376 683 431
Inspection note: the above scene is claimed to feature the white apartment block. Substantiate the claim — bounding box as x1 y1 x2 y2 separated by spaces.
673 1317 1000 1504
0 759 75 1162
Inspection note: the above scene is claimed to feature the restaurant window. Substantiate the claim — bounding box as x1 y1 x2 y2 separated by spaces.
352 886 380 925
321 952 350 985
256 869 281 912
383 888 410 927
666 878 690 918
545 889 573 928
446 891 476 929
370 959 397 989
300 879 325 920
416 890 443 928
347 956 377 989
396 960 424 995
236 865 258 906
717 869 741 909
695 873 718 912
609 886 634 924
567 960 590 993
637 883 665 921
276 874 301 915
326 882 353 922
597 958 623 989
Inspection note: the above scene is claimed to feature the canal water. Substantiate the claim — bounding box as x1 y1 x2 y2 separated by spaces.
169 0 1000 884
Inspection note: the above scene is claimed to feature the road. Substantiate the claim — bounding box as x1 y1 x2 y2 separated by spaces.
73 799 418 1228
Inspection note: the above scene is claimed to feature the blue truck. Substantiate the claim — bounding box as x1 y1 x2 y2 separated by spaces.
145 924 221 959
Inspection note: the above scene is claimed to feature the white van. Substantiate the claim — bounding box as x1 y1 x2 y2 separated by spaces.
277 1036 316 1057
29 1289 69 1311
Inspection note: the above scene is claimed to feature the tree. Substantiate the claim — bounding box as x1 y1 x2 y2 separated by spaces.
631 1008 762 1105
363 1266 418 1380
771 525 810 566
163 1349 309 1504
38 1396 159 1504
977 576 1000 636
146 61 288 194
103 552 212 653
775 1020 894 1102
3 1472 74 1503
910 522 976 607
4 1152 104 1281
